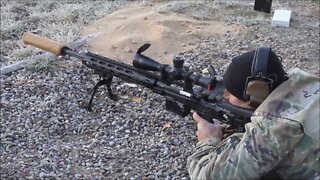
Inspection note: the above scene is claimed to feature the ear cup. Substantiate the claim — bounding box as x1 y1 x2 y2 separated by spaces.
244 46 272 107
246 80 270 107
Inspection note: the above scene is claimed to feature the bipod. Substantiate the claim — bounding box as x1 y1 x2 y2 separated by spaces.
86 75 118 111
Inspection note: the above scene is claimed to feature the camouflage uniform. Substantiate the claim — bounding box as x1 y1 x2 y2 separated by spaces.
187 69 320 180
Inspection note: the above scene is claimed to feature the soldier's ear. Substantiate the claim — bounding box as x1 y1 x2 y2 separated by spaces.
224 89 256 109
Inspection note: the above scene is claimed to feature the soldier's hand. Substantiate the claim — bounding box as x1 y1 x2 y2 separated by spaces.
192 112 226 141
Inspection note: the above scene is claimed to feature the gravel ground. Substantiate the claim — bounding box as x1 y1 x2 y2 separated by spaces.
1 0 319 179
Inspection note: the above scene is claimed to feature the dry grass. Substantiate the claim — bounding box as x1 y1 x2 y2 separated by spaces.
1 0 199 71
0 0 127 70
26 55 58 73
1 0 318 71
0 0 260 59
154 0 270 22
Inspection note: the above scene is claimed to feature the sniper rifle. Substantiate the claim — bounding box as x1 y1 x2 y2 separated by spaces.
22 32 253 132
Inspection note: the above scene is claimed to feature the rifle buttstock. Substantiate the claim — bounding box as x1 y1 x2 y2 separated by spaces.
22 32 67 56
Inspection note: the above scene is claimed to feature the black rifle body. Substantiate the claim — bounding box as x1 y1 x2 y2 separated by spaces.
63 48 252 132
22 32 253 133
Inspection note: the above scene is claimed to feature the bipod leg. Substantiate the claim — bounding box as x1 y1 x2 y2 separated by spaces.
86 78 107 111
104 76 118 101
86 76 118 111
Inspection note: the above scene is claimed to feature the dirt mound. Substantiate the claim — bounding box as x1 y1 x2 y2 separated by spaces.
82 3 241 64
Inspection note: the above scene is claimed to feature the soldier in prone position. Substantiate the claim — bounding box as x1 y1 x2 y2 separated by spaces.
188 47 320 179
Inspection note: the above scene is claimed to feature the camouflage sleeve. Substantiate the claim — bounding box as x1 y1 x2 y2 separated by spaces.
187 115 304 179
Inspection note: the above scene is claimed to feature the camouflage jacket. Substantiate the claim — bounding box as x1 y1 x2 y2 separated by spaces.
187 69 320 180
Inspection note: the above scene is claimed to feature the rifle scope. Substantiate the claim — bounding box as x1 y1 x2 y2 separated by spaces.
133 44 215 89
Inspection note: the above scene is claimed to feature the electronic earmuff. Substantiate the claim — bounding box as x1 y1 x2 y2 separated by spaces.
243 46 274 108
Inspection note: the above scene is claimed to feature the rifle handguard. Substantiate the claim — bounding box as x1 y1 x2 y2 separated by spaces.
22 32 67 56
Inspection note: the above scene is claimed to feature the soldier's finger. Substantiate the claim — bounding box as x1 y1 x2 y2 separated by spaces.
193 112 206 123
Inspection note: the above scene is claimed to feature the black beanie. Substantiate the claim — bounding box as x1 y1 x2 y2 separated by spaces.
223 49 287 101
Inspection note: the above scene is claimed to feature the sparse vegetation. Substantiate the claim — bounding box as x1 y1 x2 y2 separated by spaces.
27 55 58 72
3 0 315 70
0 0 125 70
0 1 319 179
